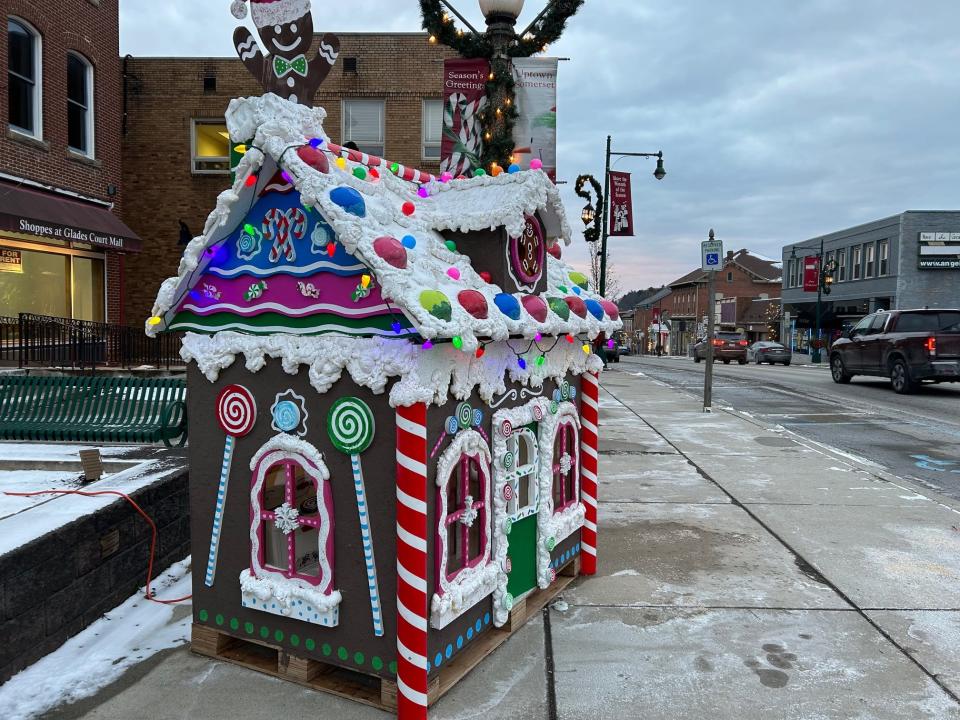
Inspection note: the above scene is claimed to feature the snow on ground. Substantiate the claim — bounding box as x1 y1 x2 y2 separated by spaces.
0 559 193 720
0 470 83 516
0 443 151 462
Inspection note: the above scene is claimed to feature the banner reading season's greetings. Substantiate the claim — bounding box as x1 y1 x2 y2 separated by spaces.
440 58 491 177
512 57 559 182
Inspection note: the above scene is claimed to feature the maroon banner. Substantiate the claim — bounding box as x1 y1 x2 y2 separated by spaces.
608 171 634 237
440 58 491 178
803 256 820 292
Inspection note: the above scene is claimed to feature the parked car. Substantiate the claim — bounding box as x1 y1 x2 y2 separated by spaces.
747 341 791 366
693 332 749 364
830 309 960 394
618 345 630 357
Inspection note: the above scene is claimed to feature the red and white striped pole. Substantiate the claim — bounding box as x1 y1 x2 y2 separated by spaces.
580 372 600 575
395 403 430 719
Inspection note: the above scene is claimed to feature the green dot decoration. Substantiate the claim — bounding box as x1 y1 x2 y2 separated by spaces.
306 639 316 651
322 643 333 657
290 634 300 647
338 646 349 661
260 626 270 639
389 661 398 676
229 618 239 631
215 614 225 626
198 609 209 622
372 656 384 671
354 652 365 666
245 622 255 635
274 630 284 643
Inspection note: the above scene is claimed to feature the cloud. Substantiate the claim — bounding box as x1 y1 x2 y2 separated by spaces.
120 0 960 296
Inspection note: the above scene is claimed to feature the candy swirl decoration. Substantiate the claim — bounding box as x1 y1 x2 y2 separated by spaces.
217 385 257 437
502 451 515 471
456 402 473 429
327 397 376 454
445 416 460 436
237 226 262 261
500 419 513 439
533 404 545 422
503 484 515 502
270 390 308 437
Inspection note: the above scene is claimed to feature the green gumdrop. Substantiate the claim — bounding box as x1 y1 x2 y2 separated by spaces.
353 166 367 180
548 297 570 321
557 285 569 294
445 240 457 252
569 271 589 290
419 290 453 322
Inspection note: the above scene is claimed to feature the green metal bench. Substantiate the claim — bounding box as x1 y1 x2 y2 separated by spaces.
0 376 187 447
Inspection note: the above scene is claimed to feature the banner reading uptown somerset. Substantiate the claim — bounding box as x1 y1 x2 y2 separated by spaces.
609 170 634 237
440 58 491 178
512 57 559 182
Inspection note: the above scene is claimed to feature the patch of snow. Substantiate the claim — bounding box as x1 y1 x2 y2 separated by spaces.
0 559 192 720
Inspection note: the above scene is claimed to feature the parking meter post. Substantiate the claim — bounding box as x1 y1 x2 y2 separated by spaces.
704 265 716 413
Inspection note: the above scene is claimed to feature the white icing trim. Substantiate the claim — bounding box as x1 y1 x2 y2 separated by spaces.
249 0 311 32
430 430 499 629
491 398 549 627
245 435 340 626
181 333 603 409
536 402 585 590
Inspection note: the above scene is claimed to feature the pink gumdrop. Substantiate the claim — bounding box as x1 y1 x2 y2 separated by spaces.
530 159 543 170
418 187 430 198
447 267 461 281
440 172 453 183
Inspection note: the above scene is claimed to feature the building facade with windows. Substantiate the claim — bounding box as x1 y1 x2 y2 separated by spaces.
1 3 140 325
781 211 960 342
121 33 456 321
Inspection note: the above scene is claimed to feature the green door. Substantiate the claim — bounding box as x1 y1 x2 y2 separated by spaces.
506 514 538 599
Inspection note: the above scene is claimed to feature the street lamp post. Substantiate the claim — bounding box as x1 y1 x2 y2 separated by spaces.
791 239 837 364
598 135 666 297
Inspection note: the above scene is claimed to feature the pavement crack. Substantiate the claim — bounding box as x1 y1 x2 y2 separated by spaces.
542 606 559 720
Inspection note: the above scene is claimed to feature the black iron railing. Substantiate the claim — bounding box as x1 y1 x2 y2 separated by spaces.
2 314 182 370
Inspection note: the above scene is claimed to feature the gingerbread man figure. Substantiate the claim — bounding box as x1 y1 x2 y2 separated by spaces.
231 0 340 105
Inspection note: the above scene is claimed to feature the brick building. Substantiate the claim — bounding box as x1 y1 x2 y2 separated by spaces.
1 2 140 326
667 249 781 354
122 33 456 322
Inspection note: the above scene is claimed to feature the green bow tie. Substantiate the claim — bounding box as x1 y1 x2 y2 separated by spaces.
274 54 308 79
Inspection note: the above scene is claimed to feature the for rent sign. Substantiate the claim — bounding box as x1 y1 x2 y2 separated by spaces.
0 247 22 273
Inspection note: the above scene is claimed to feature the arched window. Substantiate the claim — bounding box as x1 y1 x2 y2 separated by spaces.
241 437 340 628
442 450 488 581
551 419 579 513
8 18 42 137
504 427 539 519
67 52 94 155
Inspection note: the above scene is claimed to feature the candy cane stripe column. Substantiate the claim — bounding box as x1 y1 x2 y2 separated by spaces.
580 372 600 575
395 403 429 719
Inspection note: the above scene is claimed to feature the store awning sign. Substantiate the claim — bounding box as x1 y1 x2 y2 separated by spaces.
919 233 960 270
0 248 22 273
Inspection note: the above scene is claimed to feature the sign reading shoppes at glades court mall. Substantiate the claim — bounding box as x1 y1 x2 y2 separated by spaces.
0 215 134 252
919 233 960 270
608 171 634 237
440 58 491 178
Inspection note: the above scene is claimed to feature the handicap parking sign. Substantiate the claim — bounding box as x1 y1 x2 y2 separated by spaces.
706 253 719 266
701 239 724 272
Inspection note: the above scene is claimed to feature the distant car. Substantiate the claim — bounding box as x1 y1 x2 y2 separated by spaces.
618 345 630 357
747 341 791 366
693 332 749 364
830 309 960 394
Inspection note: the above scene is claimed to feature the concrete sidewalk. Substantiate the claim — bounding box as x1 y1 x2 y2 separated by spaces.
46 369 960 719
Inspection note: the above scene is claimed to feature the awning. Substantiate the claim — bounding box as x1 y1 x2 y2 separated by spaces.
0 181 142 252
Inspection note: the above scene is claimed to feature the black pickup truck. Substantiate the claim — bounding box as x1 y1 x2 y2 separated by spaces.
830 309 960 394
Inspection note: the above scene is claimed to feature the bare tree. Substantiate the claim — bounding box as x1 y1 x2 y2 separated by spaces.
589 243 622 300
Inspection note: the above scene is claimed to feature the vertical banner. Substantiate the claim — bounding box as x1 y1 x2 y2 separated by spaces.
608 171 634 236
441 58 491 178
803 256 820 292
512 58 558 182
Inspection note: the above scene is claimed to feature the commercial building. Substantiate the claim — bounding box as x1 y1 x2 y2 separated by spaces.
1 5 140 325
121 33 455 322
781 211 960 348
667 249 781 354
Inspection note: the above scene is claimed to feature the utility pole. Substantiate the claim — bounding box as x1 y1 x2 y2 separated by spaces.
702 229 721 413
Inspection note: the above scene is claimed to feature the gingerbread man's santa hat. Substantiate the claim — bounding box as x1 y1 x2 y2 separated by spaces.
231 0 312 27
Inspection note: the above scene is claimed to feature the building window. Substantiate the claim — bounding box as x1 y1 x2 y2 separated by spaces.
67 53 94 156
0 243 105 322
422 98 443 161
787 258 799 288
8 18 42 137
878 240 889 276
864 243 876 279
552 419 579 513
852 245 862 280
191 120 231 174
244 439 339 627
504 427 539 519
442 451 488 581
342 99 385 156
726 271 734 283
837 249 847 282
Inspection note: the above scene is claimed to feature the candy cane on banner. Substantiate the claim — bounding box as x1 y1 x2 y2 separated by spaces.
264 208 307 263
327 397 383 637
580 372 600 576
395 403 429 720
205 385 257 587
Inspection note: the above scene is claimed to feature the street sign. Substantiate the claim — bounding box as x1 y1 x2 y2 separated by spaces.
702 238 723 273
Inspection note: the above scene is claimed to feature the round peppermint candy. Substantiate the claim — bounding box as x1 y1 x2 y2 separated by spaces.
503 484 515 502
500 420 513 439
445 416 460 435
456 402 473 429
533 404 545 421
327 397 376 454
472 409 484 428
217 385 257 437
272 400 301 433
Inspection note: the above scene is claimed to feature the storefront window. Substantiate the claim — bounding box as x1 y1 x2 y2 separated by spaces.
0 244 104 322
192 120 231 173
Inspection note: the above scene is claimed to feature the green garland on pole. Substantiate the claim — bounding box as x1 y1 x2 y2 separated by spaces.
420 0 585 170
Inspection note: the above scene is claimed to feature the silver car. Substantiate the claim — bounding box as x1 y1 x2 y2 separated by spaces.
747 341 792 366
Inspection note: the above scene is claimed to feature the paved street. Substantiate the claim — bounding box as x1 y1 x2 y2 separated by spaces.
36 367 960 720
622 355 960 501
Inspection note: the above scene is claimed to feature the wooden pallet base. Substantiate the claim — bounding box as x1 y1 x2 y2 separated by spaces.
192 555 581 712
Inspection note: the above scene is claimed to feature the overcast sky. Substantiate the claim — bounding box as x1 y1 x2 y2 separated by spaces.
120 0 960 296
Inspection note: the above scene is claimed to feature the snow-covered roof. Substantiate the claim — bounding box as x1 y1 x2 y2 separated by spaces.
147 94 621 350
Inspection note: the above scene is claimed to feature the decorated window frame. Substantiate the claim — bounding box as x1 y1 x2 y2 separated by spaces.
490 398 547 626
506 214 546 292
535 396 585 590
431 429 499 629
240 435 342 627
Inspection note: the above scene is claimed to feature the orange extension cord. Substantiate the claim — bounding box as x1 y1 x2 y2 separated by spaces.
3 489 192 605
